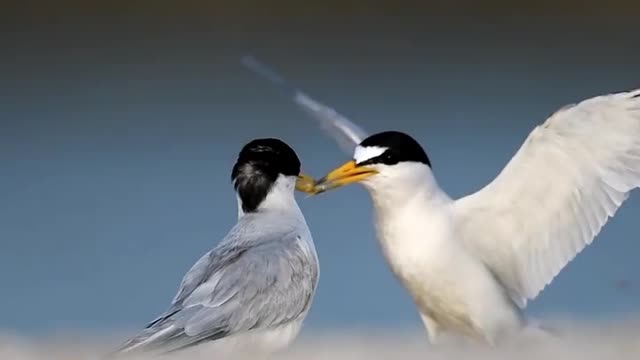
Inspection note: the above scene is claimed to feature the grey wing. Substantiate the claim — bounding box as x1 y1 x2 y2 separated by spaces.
242 56 368 154
116 232 318 354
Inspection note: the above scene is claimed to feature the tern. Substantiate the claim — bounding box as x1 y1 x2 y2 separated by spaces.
242 56 640 345
114 138 319 355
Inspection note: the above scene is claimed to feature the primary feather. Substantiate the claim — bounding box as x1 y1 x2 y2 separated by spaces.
242 56 368 154
456 89 640 305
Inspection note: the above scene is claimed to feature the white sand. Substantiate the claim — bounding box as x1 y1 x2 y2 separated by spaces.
1 319 639 360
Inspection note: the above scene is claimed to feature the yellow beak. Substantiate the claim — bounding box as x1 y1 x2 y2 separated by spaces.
313 160 378 194
295 172 318 194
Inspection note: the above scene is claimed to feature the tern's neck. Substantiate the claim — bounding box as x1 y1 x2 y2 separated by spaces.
236 176 303 219
365 164 451 216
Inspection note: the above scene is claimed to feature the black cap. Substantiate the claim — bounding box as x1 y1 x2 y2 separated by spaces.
358 131 431 167
231 138 301 213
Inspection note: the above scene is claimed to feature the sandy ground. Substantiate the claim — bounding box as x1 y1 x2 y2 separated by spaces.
1 319 639 360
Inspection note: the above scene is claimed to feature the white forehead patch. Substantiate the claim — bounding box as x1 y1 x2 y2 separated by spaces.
353 145 387 164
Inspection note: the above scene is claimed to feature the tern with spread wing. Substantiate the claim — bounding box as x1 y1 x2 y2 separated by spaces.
115 138 319 356
243 57 640 345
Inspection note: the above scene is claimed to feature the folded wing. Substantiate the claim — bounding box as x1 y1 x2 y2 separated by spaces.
116 230 317 354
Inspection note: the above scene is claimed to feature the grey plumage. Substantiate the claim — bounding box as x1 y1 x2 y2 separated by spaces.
116 206 319 355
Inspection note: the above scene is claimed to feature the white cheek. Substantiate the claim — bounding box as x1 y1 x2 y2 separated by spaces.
360 164 387 187
353 145 387 164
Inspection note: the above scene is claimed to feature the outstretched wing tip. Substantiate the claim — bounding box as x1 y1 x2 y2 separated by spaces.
459 88 640 303
241 57 368 154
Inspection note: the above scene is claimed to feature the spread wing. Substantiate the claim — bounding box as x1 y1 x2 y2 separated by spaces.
456 89 640 307
242 56 368 154
116 227 318 354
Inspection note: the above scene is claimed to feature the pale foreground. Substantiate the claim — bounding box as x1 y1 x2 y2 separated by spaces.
1 319 639 360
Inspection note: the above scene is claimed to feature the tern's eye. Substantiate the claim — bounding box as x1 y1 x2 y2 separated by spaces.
381 151 397 165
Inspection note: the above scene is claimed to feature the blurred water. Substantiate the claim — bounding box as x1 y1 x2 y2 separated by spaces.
1 12 640 336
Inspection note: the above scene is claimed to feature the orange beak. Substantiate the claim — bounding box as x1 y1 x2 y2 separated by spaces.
312 160 378 194
295 172 318 194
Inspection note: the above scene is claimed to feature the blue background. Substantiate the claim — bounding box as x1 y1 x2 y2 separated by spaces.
1 1 639 335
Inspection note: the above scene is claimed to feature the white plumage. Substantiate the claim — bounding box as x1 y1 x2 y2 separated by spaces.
242 55 639 344
363 89 640 343
457 89 640 306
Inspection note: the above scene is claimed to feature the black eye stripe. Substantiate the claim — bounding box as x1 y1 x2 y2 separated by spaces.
357 158 377 166
357 150 401 166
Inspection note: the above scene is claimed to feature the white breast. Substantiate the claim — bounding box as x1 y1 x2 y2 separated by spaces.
374 199 522 341
376 202 453 278
364 163 522 341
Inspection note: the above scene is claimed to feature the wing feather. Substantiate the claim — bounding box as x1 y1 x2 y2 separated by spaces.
242 56 368 153
117 223 318 354
456 89 640 304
